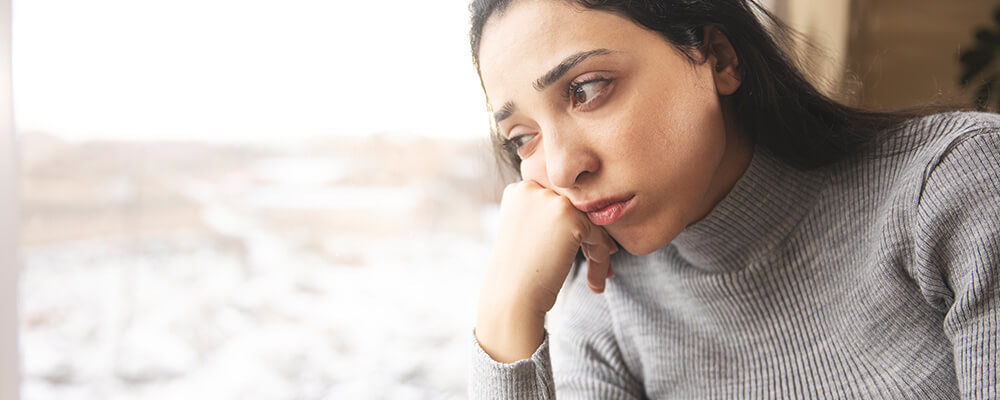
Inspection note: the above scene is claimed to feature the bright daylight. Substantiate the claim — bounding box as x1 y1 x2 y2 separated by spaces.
13 0 498 398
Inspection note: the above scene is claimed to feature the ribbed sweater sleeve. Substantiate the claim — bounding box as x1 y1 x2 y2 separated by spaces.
468 262 645 400
469 328 555 399
911 124 1000 398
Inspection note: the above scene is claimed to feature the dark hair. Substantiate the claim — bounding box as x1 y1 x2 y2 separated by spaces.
469 0 946 174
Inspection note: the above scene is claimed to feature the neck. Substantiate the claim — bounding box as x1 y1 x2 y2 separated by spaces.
687 116 754 229
669 143 827 272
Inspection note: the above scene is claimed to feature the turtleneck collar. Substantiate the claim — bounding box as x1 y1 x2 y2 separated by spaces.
668 144 827 273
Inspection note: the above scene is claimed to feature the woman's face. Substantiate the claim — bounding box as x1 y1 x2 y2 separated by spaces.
477 0 751 256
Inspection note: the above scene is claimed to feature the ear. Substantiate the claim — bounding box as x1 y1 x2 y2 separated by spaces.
702 26 741 96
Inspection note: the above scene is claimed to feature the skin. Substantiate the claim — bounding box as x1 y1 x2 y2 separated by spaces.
474 0 754 363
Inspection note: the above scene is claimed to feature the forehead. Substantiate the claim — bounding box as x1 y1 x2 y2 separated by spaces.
477 0 649 106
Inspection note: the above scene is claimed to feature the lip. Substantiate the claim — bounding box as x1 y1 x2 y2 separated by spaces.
573 194 635 226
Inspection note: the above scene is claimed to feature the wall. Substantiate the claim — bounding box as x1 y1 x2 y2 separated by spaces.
776 0 853 102
846 0 996 109
769 0 994 109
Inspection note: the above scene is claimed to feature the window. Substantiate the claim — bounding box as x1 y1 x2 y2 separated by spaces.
13 1 497 398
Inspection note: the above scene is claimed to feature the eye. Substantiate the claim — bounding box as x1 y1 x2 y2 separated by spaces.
503 127 538 157
567 77 613 110
508 134 534 150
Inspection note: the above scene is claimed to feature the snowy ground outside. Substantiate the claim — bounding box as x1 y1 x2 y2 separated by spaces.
18 133 505 399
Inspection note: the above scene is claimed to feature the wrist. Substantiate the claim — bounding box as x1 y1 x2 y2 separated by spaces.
475 299 546 363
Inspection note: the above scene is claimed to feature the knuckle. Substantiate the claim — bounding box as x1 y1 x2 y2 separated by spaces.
556 194 574 208
569 220 589 242
553 196 577 217
501 183 519 200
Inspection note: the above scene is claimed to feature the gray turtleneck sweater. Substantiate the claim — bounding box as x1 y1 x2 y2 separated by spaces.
469 111 1000 399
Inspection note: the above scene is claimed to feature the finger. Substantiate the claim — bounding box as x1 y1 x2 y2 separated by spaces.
581 226 615 294
580 242 592 260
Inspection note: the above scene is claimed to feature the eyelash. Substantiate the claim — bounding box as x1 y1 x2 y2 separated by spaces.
501 134 529 159
502 75 615 155
563 76 613 109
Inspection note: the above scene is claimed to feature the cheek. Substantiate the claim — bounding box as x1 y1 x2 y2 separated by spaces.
591 92 672 160
600 98 688 172
645 79 726 161
603 79 700 154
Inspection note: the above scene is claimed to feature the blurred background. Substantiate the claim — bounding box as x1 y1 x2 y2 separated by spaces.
4 0 998 399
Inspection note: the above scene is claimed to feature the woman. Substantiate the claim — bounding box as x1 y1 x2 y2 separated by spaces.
467 0 999 398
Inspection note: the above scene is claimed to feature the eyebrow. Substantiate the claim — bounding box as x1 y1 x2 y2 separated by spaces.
493 101 516 125
493 48 616 124
533 48 614 91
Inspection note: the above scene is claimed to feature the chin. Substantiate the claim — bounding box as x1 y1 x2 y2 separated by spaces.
613 224 682 256
621 242 661 256
615 234 671 256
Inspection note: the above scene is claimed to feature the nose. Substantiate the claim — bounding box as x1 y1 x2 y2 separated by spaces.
544 126 600 189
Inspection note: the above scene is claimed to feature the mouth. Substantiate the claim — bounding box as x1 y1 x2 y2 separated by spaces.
573 194 636 226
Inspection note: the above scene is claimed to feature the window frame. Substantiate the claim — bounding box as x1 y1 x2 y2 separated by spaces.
0 0 20 398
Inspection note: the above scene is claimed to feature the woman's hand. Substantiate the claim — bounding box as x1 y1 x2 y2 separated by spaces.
475 180 618 363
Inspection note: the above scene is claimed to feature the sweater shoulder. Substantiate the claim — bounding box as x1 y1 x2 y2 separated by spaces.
890 111 1000 200
810 111 1000 313
882 111 1000 160
905 112 1000 313
843 111 1000 195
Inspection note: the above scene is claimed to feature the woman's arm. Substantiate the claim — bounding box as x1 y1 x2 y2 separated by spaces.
469 259 645 400
469 180 620 399
469 326 556 399
911 119 1000 398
